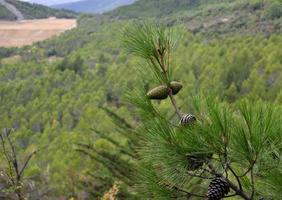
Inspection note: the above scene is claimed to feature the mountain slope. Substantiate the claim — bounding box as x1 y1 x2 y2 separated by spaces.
0 0 77 20
109 0 282 36
109 0 206 17
52 0 135 14
23 0 83 6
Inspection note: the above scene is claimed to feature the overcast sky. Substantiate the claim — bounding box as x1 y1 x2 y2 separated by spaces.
20 0 82 6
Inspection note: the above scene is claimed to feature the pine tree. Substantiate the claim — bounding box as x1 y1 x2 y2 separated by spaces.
122 23 282 199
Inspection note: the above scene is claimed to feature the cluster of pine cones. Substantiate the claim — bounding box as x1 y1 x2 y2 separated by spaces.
180 115 230 199
147 83 232 200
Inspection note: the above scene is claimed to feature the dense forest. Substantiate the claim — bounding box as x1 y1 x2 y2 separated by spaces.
0 0 281 199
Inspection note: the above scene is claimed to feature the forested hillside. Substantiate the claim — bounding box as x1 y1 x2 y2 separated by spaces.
110 0 282 35
0 0 77 20
0 0 281 199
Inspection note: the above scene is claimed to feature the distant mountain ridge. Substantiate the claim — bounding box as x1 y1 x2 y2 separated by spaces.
22 0 83 6
52 0 135 14
0 0 77 20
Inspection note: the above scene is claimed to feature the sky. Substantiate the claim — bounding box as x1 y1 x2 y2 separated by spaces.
20 0 82 6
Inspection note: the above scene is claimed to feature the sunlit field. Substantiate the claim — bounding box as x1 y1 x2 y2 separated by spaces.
0 18 76 47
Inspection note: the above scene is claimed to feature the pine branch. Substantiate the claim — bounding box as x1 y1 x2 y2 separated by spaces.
238 165 253 177
228 165 242 191
99 106 133 129
168 88 181 120
0 133 15 185
75 146 134 185
6 134 20 181
18 150 38 179
223 193 237 198
250 167 255 199
185 170 215 180
90 128 134 156
122 23 281 200
166 184 207 198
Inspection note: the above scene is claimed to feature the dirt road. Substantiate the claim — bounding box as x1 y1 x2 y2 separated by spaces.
0 0 24 21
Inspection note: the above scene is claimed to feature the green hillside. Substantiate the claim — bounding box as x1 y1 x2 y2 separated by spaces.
109 0 282 35
109 0 225 17
0 0 77 20
0 4 16 20
0 0 281 199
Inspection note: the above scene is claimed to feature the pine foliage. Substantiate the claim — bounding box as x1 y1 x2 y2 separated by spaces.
123 23 282 200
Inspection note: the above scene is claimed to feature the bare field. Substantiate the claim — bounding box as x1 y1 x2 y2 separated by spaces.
0 18 77 47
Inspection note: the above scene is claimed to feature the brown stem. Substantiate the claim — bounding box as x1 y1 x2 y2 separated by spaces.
226 178 251 200
0 133 18 190
15 186 24 200
168 89 181 119
7 136 20 180
185 171 215 180
238 165 253 177
19 151 37 179
251 167 255 199
223 193 237 198
238 158 257 185
228 165 242 191
160 52 166 72
167 184 207 198
153 44 182 120
154 54 166 73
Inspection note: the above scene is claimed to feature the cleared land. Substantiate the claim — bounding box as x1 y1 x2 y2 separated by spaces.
0 18 77 47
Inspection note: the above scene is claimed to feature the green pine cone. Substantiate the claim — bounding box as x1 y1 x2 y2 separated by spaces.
147 85 169 100
169 81 183 95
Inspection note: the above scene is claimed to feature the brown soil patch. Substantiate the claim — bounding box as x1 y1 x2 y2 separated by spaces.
0 18 77 47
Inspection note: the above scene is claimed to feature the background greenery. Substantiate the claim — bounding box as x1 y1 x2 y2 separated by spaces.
0 0 281 199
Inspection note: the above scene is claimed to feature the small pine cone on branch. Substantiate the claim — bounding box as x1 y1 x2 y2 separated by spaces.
169 81 183 95
186 155 205 171
207 177 230 200
180 114 196 125
186 153 212 171
147 85 169 100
